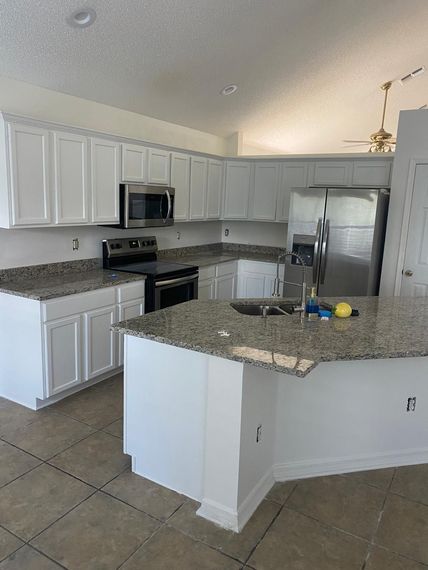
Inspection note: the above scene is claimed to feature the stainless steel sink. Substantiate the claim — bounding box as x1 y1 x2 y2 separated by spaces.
230 303 294 316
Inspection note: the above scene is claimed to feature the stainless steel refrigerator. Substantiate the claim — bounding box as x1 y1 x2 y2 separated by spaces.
284 187 390 297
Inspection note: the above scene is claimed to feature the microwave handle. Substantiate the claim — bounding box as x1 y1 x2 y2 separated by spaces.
163 189 172 224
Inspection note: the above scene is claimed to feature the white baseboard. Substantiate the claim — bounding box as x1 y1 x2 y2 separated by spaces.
197 468 274 533
273 447 428 481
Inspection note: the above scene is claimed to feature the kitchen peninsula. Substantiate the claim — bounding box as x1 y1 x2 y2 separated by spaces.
113 296 428 532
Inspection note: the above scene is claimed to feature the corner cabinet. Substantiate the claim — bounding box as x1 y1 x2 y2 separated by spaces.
251 162 280 221
189 157 208 220
198 261 236 300
170 152 191 221
223 161 252 219
206 159 223 219
276 162 310 222
90 138 120 223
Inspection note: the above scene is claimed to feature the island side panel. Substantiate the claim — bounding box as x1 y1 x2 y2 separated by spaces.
273 356 428 480
123 335 209 500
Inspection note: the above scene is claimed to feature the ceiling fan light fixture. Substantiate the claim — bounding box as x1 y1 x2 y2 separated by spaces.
220 84 238 96
67 7 97 28
400 66 425 85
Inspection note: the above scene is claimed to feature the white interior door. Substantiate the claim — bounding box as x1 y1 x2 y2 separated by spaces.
401 164 428 296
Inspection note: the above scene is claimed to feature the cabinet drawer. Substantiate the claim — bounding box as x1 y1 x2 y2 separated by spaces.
116 281 145 303
216 261 237 276
42 287 116 321
199 265 216 281
238 260 277 275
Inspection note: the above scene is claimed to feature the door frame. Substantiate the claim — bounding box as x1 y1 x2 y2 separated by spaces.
393 158 428 295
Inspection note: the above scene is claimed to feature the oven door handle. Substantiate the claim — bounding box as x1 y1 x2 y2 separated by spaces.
155 273 199 287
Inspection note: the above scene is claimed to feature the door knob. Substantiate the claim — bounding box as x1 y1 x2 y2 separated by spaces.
404 269 414 277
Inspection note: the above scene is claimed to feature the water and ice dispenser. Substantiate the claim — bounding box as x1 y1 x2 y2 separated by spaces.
290 234 315 268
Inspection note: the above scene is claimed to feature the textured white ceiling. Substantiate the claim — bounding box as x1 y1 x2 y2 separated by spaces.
0 0 427 153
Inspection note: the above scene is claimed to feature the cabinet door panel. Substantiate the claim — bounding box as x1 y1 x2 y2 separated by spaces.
122 144 147 182
277 162 310 221
312 161 351 186
189 157 207 220
223 162 251 219
252 163 279 221
117 300 144 365
215 274 235 300
84 306 117 380
148 149 170 185
206 159 223 219
171 152 190 221
198 279 215 300
91 138 120 223
8 123 51 226
239 272 265 298
351 161 391 187
44 316 81 396
54 132 88 224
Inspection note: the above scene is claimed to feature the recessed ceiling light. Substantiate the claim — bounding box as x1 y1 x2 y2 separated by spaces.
220 84 238 96
67 7 97 28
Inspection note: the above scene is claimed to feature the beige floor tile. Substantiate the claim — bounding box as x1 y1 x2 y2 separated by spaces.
344 468 395 490
168 499 280 563
248 508 368 570
31 492 159 569
0 441 41 487
103 469 185 520
0 398 39 439
0 464 93 541
121 525 241 570
0 528 23 563
49 431 130 488
102 418 123 438
375 494 428 565
365 545 427 569
51 376 123 428
287 474 385 540
266 480 296 504
2 411 94 460
391 464 428 505
0 545 62 569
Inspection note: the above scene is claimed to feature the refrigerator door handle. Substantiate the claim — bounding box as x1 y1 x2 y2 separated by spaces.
313 217 323 283
320 219 330 284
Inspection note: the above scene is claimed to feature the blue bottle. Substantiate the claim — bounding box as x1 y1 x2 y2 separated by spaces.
305 287 319 320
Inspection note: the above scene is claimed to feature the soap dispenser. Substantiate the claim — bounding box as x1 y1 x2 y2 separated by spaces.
305 287 319 320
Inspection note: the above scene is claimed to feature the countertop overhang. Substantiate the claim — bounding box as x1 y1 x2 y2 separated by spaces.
112 296 428 377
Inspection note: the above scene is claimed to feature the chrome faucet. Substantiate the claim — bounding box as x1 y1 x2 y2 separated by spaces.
272 250 307 312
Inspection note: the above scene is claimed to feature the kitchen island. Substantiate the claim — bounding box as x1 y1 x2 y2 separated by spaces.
113 297 428 532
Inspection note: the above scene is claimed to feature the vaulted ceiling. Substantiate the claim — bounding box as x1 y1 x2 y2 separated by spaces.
0 0 427 153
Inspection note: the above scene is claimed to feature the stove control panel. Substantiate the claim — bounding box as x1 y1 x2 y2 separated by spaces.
103 236 158 258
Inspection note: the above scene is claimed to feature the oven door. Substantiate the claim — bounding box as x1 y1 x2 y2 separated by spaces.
154 273 199 311
123 185 175 228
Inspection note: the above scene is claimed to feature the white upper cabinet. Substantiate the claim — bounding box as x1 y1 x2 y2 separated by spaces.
189 157 207 220
53 132 88 225
8 123 51 226
312 161 352 186
252 162 280 221
277 162 310 222
121 143 147 183
206 159 223 219
170 152 190 221
90 138 120 224
223 161 252 219
351 160 391 187
147 148 170 185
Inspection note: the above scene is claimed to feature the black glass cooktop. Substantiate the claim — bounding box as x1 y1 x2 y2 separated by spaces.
114 260 198 279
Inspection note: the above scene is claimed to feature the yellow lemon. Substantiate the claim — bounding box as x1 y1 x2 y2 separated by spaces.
334 302 352 318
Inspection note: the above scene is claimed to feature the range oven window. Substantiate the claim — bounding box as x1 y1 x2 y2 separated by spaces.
155 276 198 311
128 192 174 221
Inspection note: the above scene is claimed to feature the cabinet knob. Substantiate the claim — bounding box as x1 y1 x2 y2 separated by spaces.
404 269 414 277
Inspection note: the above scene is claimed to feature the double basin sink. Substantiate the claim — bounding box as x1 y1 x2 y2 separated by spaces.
230 303 295 317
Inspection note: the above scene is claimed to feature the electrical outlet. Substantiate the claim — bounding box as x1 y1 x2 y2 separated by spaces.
407 397 416 412
176 231 181 240
224 228 229 237
256 424 262 443
72 238 79 251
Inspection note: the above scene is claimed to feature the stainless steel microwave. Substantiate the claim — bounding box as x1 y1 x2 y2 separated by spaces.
115 184 175 228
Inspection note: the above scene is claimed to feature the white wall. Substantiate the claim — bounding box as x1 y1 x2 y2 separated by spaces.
380 110 428 295
0 77 227 156
0 223 222 269
222 221 287 248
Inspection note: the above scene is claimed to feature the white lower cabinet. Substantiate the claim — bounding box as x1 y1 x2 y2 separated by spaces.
198 261 236 300
44 315 82 396
236 260 277 298
84 306 117 380
198 279 215 301
215 274 235 299
41 281 145 399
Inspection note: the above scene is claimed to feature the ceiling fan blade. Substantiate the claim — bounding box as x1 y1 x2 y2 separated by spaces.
343 139 371 143
342 144 372 148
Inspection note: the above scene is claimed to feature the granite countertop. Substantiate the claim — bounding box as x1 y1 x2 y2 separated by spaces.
0 269 145 301
159 250 279 267
112 296 428 377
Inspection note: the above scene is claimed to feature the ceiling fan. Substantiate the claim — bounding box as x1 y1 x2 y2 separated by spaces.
344 81 396 153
